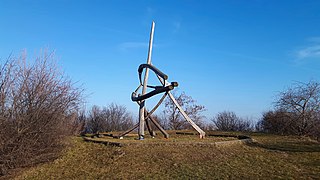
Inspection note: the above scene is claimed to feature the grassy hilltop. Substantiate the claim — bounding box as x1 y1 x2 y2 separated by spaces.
13 132 320 179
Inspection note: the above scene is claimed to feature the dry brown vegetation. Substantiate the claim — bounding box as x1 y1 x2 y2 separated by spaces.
0 51 83 176
85 103 134 134
258 80 320 140
14 132 320 179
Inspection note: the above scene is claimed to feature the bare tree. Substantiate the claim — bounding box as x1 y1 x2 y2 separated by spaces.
212 111 253 132
237 117 254 132
276 80 320 135
212 111 238 131
85 103 134 133
0 50 83 175
162 91 206 130
103 103 134 132
156 112 170 130
86 105 107 133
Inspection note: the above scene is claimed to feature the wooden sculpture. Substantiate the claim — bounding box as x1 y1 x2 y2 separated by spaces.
119 21 205 139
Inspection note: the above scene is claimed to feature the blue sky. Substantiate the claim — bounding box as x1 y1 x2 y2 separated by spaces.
1 0 320 121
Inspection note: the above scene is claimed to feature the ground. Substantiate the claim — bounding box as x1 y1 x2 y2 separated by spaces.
9 131 320 179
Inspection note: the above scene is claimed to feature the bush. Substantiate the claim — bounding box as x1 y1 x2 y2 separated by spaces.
258 110 295 135
212 111 253 132
85 103 134 133
0 50 83 175
258 80 320 140
275 80 320 136
258 110 320 140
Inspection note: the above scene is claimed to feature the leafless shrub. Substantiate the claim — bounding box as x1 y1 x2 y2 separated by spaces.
85 103 134 133
86 105 107 133
258 110 295 135
212 111 253 132
67 111 86 135
75 109 87 135
103 103 134 132
156 112 170 130
212 111 238 131
0 50 83 175
237 117 254 132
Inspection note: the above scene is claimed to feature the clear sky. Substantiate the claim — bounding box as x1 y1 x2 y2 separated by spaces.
1 0 320 121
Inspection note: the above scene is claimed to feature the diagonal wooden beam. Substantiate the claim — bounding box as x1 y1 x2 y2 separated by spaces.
145 110 169 138
167 92 205 138
155 74 205 138
117 123 139 138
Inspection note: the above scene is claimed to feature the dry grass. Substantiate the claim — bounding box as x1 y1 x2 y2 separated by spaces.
14 132 320 179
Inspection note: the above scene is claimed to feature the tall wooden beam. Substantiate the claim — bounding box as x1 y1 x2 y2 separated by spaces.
138 21 155 140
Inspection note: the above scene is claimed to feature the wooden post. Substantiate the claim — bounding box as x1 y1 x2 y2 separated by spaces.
138 21 155 140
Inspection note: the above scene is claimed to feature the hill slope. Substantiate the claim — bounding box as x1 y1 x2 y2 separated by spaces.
15 133 320 179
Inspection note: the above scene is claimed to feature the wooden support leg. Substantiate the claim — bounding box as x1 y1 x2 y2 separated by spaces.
138 101 145 140
167 92 205 138
145 117 156 137
145 110 169 138
118 123 139 138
